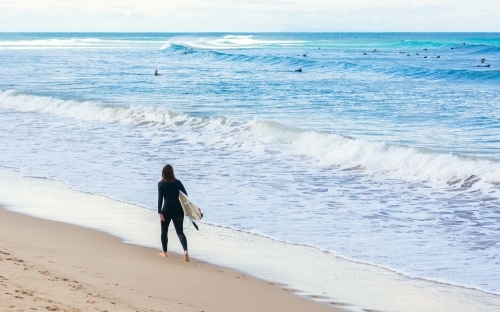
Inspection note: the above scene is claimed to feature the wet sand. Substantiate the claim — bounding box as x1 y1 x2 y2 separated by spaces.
0 205 341 312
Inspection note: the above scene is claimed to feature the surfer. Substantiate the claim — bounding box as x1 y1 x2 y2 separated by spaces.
154 70 161 76
158 164 190 261
295 68 302 72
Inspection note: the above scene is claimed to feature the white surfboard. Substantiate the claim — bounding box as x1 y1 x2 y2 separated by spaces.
179 191 203 221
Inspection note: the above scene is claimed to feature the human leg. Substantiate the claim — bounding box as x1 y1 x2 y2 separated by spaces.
172 216 189 261
172 215 188 251
159 215 172 256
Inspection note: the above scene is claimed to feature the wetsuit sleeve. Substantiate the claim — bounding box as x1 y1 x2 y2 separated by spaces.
158 184 164 214
180 181 187 196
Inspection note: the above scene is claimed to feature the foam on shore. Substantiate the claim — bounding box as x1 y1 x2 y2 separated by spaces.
1 166 499 312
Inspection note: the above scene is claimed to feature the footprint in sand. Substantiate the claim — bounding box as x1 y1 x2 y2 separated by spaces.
331 302 349 306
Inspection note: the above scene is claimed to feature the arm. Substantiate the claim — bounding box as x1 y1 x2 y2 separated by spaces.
158 184 165 221
180 181 187 196
158 184 164 214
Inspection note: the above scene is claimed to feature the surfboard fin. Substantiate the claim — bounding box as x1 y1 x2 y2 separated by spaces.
192 221 199 230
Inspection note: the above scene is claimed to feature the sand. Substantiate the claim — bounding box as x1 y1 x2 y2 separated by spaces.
2 167 499 312
0 206 341 312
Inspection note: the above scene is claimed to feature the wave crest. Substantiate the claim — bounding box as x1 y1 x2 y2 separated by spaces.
160 35 304 50
1 90 499 190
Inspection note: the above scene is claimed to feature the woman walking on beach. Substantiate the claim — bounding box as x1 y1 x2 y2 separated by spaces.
158 164 190 262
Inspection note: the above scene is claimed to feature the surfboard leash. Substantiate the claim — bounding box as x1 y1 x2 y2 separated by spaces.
183 216 199 230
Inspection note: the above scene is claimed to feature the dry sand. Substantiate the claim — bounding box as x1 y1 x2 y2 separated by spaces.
0 206 342 312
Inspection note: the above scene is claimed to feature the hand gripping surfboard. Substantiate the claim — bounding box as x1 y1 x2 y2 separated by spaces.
179 191 203 230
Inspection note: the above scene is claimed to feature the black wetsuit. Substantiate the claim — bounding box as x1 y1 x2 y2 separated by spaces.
158 180 188 252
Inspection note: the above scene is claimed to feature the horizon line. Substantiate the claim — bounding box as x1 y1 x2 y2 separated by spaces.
1 31 500 33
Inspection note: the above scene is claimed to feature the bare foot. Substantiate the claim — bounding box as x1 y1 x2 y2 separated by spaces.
184 252 190 262
159 252 168 257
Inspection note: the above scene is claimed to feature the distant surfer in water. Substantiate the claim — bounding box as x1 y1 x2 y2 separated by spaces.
295 68 302 72
155 70 161 76
158 164 190 261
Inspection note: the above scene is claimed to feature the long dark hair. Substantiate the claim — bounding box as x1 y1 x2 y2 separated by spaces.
161 164 176 183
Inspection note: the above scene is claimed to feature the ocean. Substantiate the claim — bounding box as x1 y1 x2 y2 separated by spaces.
0 32 499 297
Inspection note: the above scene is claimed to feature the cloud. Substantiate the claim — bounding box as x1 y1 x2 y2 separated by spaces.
0 0 498 31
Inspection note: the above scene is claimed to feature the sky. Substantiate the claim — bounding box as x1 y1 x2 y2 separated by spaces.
0 0 499 32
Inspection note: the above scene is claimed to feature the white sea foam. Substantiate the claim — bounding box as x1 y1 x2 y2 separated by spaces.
2 167 498 312
0 38 104 46
1 90 499 191
160 34 305 50
0 38 152 50
250 121 500 187
3 32 500 298
2 90 500 295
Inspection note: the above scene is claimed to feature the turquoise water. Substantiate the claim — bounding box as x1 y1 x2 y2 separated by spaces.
0 33 499 294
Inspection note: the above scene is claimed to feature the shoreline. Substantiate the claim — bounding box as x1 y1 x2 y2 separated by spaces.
4 165 499 298
1 166 499 312
206 221 500 298
3 165 500 298
0 205 341 312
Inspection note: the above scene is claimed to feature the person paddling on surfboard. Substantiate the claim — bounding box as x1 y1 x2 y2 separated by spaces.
158 164 190 262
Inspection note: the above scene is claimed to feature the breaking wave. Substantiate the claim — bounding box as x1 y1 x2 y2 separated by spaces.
1 90 499 192
160 34 305 50
0 38 149 49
